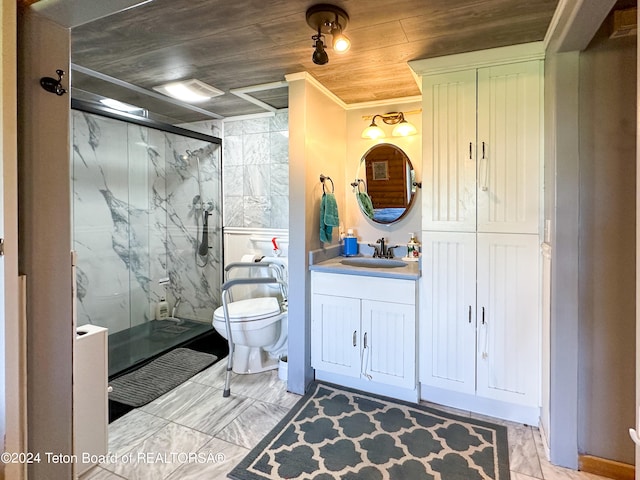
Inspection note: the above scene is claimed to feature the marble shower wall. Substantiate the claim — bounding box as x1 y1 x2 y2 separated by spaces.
222 112 289 229
72 110 222 335
182 111 289 229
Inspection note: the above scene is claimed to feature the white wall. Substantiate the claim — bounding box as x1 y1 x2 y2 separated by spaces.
286 73 347 394
344 101 422 246
18 10 74 479
545 49 581 470
2 2 22 479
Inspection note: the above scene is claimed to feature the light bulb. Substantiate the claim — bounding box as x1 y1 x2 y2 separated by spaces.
392 120 417 137
362 122 386 140
332 32 351 53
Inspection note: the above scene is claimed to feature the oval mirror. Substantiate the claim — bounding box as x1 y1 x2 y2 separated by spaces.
354 143 417 224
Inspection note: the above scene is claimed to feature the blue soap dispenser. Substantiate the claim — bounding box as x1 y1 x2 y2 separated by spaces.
343 229 358 256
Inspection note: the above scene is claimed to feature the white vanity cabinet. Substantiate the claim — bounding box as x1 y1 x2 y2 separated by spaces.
310 271 418 401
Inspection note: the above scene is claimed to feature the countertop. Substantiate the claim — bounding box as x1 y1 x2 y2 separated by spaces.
309 255 421 280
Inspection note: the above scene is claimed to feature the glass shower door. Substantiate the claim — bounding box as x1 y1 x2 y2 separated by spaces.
72 109 222 375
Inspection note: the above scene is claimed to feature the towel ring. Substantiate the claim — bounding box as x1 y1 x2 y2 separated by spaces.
350 178 366 193
320 174 334 193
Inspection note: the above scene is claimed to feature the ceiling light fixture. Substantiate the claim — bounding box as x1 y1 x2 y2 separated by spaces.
312 26 329 66
99 98 144 113
152 79 224 104
306 4 351 65
361 111 419 139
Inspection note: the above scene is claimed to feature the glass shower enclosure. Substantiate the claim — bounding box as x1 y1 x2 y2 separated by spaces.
71 104 222 376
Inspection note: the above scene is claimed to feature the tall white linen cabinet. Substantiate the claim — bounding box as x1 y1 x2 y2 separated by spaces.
409 43 544 424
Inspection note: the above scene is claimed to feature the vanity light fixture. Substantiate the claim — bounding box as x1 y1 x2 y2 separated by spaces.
306 4 351 65
361 111 419 139
152 79 224 103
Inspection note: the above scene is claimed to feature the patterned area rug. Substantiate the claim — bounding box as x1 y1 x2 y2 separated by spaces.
229 382 510 480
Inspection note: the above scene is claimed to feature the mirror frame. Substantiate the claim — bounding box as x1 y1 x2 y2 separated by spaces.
355 143 417 224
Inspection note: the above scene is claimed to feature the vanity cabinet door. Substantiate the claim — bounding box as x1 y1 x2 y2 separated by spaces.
361 300 415 389
311 294 361 378
419 232 477 394
475 233 540 406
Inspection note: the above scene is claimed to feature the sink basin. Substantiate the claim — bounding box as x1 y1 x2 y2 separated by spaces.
340 257 408 268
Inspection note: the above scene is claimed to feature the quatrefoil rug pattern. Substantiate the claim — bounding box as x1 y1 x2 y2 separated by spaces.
229 382 510 480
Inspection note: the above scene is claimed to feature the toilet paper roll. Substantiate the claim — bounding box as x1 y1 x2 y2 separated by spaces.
241 254 257 263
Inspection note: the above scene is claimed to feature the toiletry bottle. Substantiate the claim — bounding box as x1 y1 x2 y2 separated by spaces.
407 233 421 258
156 297 169 320
407 233 416 258
411 234 421 258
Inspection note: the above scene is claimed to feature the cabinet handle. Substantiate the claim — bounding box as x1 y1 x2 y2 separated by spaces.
362 332 372 380
469 142 473 160
482 307 486 325
480 142 488 192
353 330 357 347
468 305 472 323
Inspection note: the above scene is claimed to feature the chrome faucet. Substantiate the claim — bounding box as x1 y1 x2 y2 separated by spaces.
368 238 399 259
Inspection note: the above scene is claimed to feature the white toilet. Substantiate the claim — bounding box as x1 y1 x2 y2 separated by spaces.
212 298 287 374
212 257 288 375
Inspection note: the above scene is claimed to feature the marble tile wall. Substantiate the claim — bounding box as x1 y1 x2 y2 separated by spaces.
72 111 222 334
221 112 289 229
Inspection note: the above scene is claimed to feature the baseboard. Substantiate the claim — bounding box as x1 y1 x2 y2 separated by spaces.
579 454 634 480
419 383 540 425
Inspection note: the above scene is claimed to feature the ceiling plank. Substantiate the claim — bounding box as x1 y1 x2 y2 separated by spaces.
69 0 560 121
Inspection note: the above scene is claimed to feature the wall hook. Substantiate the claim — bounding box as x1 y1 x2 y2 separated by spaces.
40 69 67 96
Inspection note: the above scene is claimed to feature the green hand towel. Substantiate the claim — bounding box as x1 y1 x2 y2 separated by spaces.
323 193 339 227
320 193 339 243
357 192 375 218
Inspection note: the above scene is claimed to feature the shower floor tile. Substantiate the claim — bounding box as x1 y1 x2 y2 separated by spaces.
108 320 222 377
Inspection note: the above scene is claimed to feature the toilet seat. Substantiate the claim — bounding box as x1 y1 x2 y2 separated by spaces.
213 297 283 331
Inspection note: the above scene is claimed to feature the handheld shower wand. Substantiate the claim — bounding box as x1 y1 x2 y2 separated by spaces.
198 210 210 257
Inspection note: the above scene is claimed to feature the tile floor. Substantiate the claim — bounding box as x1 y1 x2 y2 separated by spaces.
80 360 612 480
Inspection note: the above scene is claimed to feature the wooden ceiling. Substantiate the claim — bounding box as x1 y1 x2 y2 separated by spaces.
70 0 560 123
